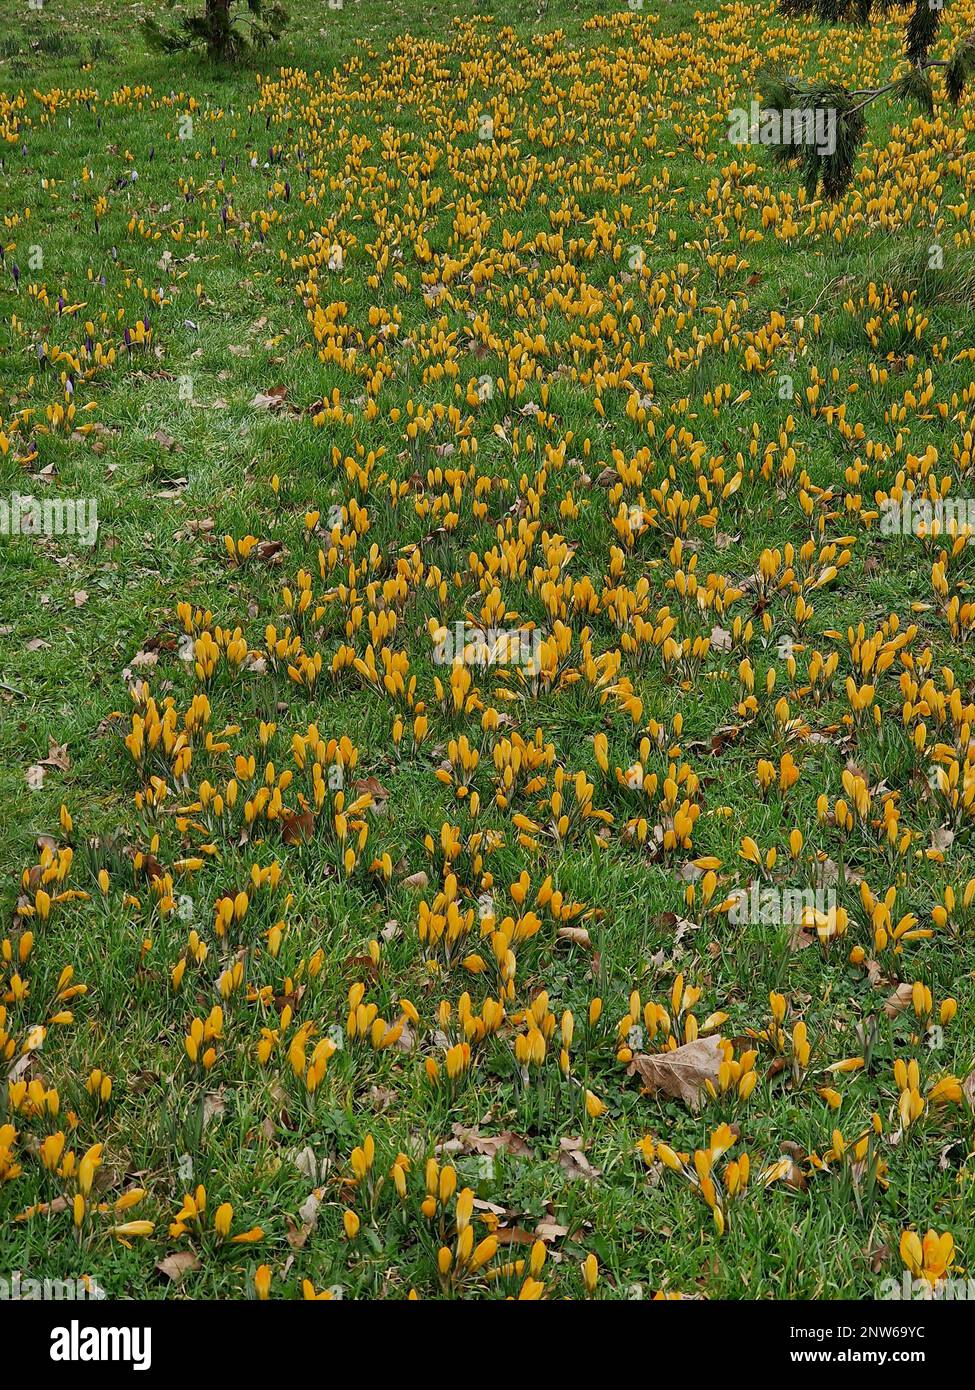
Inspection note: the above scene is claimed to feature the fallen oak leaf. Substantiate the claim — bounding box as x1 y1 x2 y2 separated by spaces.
156 1252 201 1283
250 386 288 410
628 1035 724 1111
884 982 915 1019
18 1195 69 1221
472 1197 507 1217
495 1226 536 1247
557 1135 600 1181
343 953 380 977
369 1084 399 1109
292 1147 329 1184
256 540 284 563
788 924 816 951
26 737 72 788
134 852 164 883
556 925 591 948
930 826 954 853
126 651 159 676
26 763 47 791
40 738 71 771
534 1220 569 1242
156 478 188 500
654 911 699 945
353 775 391 810
864 958 886 987
286 1219 313 1250
288 1190 322 1249
446 1125 534 1160
281 810 315 844
7 1052 34 1084
202 1092 225 1129
962 1071 975 1111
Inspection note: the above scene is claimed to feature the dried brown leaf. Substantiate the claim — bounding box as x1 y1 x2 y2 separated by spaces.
628 1035 724 1111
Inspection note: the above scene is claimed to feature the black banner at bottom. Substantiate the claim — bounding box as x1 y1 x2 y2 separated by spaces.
2 1296 960 1377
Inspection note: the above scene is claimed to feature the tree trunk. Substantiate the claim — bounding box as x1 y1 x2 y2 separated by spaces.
206 0 235 61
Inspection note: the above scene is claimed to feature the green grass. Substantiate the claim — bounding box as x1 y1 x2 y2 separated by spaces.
1 0 974 1301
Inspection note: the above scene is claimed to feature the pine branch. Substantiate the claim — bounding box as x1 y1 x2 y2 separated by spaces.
769 2 975 195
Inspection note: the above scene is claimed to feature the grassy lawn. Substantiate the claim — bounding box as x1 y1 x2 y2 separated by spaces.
1 0 974 1301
